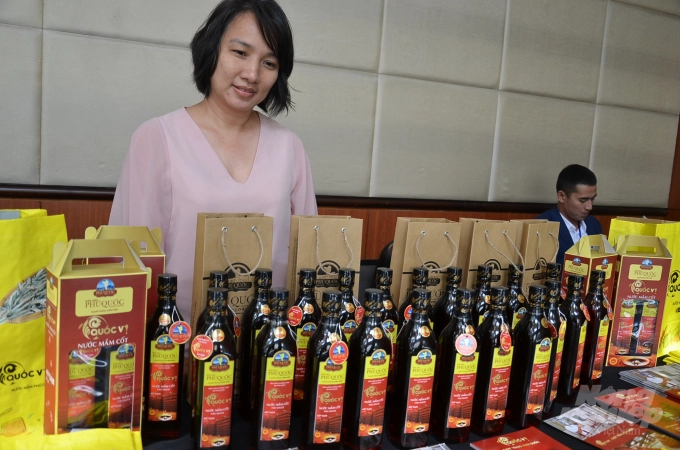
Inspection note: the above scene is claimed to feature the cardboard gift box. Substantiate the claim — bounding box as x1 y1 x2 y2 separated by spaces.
562 234 618 301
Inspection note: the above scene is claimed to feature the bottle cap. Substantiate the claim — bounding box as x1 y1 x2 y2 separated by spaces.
322 290 342 314
412 267 429 287
590 269 606 286
490 286 509 306
298 268 317 288
446 266 463 285
410 288 431 313
254 269 273 289
544 280 561 303
363 288 384 312
269 288 289 312
158 273 177 297
338 268 355 289
375 267 393 287
508 264 524 280
209 270 231 288
456 288 475 310
546 263 562 280
528 284 547 307
567 274 584 291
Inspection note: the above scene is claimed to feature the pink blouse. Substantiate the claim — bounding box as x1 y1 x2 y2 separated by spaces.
109 108 317 320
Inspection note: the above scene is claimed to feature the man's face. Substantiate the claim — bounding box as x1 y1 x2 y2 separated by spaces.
557 184 597 225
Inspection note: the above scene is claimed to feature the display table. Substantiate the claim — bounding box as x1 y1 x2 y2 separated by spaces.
144 367 636 449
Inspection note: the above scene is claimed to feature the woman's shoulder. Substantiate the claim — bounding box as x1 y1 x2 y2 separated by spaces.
259 113 303 149
132 108 190 138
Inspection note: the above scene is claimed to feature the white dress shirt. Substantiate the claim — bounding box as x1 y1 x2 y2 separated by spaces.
560 212 588 244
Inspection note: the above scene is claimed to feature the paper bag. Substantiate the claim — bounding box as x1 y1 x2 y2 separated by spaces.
461 219 521 290
512 219 560 294
389 218 461 307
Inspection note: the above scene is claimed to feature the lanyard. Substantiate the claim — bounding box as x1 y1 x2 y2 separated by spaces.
578 223 582 239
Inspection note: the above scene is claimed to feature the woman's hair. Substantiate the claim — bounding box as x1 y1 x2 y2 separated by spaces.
191 0 294 117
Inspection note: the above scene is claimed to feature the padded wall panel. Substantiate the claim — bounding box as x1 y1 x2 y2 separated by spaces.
0 0 42 28
615 0 680 17
489 92 595 203
370 75 498 201
500 0 607 102
591 105 678 207
380 0 507 88
41 31 202 187
598 1 680 114
0 25 41 184
277 64 377 197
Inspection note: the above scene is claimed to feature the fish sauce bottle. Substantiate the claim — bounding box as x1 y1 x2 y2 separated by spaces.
301 290 349 449
398 267 429 327
507 285 552 428
239 269 272 419
252 288 297 450
543 280 566 417
341 289 392 450
196 271 240 341
544 263 563 303
143 273 190 440
193 287 238 449
388 288 437 449
338 268 363 342
67 349 96 428
507 264 527 329
288 269 321 414
473 265 493 326
376 267 398 395
430 288 478 443
556 275 588 405
432 267 463 337
581 270 611 387
471 286 513 436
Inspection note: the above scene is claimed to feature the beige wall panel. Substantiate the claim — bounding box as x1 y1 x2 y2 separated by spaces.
500 0 607 102
489 92 595 203
41 31 202 187
598 1 680 114
615 0 680 16
370 75 498 200
278 0 383 71
380 0 507 88
0 25 41 184
0 0 42 28
43 0 220 46
591 105 677 207
276 64 377 196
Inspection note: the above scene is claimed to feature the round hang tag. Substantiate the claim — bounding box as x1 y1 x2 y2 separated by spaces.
541 318 549 329
419 326 431 338
191 334 213 360
288 306 303 326
580 304 591 322
303 303 315 315
548 322 557 339
559 321 567 340
233 317 241 337
159 313 172 326
500 331 512 352
355 306 365 325
455 333 477 356
329 341 349 365
169 321 192 344
404 305 412 321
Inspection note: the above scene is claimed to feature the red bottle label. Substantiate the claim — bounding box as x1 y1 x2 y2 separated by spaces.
260 351 295 442
199 355 234 448
169 321 192 344
485 347 513 421
404 305 412 322
355 306 365 325
572 324 587 389
108 344 135 427
148 335 181 422
288 306 303 327
312 358 347 444
614 303 635 355
550 326 565 402
294 323 316 401
446 352 478 429
233 316 241 338
592 319 609 380
404 350 436 434
526 340 552 415
357 351 389 437
67 351 95 426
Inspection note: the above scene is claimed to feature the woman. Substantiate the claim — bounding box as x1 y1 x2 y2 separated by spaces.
109 0 317 321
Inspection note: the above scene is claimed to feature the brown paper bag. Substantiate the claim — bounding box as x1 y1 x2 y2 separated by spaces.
286 215 363 302
389 218 462 308
458 218 504 288
462 220 521 290
511 219 560 294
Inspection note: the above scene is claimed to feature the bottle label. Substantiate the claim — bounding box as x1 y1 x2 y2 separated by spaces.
485 347 513 421
169 321 192 344
572 324 588 389
108 344 135 427
636 301 657 355
233 316 241 338
357 351 389 437
67 351 96 426
550 329 565 402
342 320 358 340
355 305 365 325
294 323 316 401
580 304 591 322
260 351 295 441
455 334 476 356
512 307 526 329
526 339 552 415
592 319 609 380
446 352 478 429
148 335 181 422
191 335 214 360
404 350 436 434
288 306 303 327
404 305 412 322
312 358 347 444
199 355 234 448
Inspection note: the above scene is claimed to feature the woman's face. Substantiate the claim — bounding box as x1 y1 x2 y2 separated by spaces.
209 12 279 114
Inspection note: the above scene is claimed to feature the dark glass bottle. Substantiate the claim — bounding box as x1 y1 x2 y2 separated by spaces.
193 288 238 450
581 270 610 387
143 274 187 440
338 269 363 342
376 267 398 396
507 264 527 329
239 269 272 419
431 288 478 444
556 275 588 405
398 267 429 327
388 288 437 449
289 269 321 414
301 290 348 450
473 265 493 326
543 280 566 417
545 263 564 304
507 285 552 428
341 289 392 450
196 271 239 341
471 286 513 437
251 289 297 450
432 267 463 338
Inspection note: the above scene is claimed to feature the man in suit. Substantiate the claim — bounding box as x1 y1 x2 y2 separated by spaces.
537 164 603 265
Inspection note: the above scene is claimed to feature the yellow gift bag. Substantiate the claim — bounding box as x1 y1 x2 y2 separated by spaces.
0 210 67 440
1 428 142 450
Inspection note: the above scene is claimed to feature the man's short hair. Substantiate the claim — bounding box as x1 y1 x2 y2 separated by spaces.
556 164 597 196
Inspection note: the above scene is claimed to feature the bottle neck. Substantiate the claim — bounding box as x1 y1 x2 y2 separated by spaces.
527 302 544 316
299 286 314 297
412 309 429 323
363 311 382 325
255 287 269 302
269 309 288 324
508 278 520 289
157 296 177 312
377 284 391 295
456 304 474 324
321 313 340 327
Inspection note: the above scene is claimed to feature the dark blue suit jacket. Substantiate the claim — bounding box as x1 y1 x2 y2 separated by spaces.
536 206 603 266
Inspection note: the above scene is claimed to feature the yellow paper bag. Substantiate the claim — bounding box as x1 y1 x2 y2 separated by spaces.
1 428 142 450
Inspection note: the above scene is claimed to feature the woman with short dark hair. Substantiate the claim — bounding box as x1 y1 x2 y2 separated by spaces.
110 0 317 321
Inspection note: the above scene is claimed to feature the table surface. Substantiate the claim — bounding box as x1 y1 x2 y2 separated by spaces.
143 367 641 450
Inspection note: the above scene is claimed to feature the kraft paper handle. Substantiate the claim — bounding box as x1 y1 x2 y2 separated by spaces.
220 226 264 276
415 230 459 273
315 225 354 274
536 231 560 267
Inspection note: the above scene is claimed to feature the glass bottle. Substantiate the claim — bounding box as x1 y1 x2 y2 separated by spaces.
507 264 527 329
251 289 297 450
398 267 429 327
388 288 437 449
507 285 552 428
473 265 493 326
193 287 238 450
143 273 188 440
196 271 239 341
338 268 363 342
376 267 398 396
341 289 392 450
301 290 348 449
430 288 478 444
556 275 588 405
545 263 564 304
581 270 611 387
471 286 513 437
239 269 272 419
432 267 463 338
543 279 566 417
288 269 321 414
